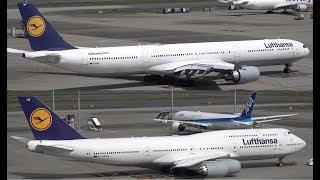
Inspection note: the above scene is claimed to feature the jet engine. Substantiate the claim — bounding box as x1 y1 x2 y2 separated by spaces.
226 66 260 84
171 122 185 132
294 4 308 11
198 159 241 177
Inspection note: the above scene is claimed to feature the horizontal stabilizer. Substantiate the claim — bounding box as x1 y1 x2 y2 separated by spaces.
7 48 29 54
11 136 31 144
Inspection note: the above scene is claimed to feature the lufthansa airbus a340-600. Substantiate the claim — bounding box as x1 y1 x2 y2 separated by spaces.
8 3 309 84
12 96 306 177
219 0 313 13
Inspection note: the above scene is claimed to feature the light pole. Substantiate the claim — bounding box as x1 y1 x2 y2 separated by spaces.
77 89 80 131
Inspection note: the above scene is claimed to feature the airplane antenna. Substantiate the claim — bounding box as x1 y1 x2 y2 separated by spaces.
234 89 237 114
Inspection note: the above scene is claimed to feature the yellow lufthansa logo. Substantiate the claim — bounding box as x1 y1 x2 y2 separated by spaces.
30 108 52 131
27 16 46 37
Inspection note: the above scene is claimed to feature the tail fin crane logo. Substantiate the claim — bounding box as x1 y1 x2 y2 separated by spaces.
29 108 52 131
27 16 46 37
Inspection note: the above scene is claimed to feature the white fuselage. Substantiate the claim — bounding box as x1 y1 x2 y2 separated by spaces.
39 39 309 75
237 0 313 10
27 128 305 166
172 111 245 129
173 111 238 121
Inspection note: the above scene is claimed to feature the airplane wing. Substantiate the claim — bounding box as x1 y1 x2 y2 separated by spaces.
273 2 299 9
147 59 235 77
173 152 233 168
232 113 298 126
154 118 211 129
233 0 249 5
36 144 74 153
251 113 299 122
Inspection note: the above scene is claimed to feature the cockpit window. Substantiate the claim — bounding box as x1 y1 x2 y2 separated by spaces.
303 45 306 48
288 131 291 134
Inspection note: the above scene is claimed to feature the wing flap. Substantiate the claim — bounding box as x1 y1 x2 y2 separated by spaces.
274 2 297 9
173 152 232 167
147 59 234 76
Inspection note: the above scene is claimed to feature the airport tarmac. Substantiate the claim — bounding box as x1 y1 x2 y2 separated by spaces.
7 99 313 179
7 2 313 91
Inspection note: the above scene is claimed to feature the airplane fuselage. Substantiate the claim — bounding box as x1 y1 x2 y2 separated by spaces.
40 39 309 75
238 0 313 10
172 111 247 130
27 128 305 166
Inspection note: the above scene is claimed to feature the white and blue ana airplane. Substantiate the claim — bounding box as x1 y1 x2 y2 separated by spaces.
12 96 305 177
154 91 298 132
219 0 313 13
7 3 310 85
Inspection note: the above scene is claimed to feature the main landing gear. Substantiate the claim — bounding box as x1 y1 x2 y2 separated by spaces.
276 157 297 167
266 10 274 14
281 9 288 14
283 64 292 73
276 157 285 167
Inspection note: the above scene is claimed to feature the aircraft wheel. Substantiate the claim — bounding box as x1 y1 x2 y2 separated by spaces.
283 67 292 73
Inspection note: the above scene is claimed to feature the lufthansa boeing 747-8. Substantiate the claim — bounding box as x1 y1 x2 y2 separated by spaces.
7 3 309 84
12 96 306 177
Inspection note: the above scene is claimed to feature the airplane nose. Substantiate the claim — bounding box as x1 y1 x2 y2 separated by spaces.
301 139 306 148
305 48 310 55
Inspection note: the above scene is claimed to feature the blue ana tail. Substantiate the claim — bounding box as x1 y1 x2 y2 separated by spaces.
18 96 85 140
18 3 76 51
239 91 257 119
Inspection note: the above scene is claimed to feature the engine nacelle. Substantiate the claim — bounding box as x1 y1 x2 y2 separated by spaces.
198 159 241 177
229 66 260 84
294 4 308 11
171 122 185 132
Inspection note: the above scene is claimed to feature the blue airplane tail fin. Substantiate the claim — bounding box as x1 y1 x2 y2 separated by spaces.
239 91 257 119
18 96 85 140
18 3 76 51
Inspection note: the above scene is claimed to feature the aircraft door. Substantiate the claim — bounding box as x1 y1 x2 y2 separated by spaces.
193 52 199 61
81 57 88 65
289 46 296 57
232 142 238 153
145 146 151 156
190 145 195 154
233 46 240 60
142 48 150 64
